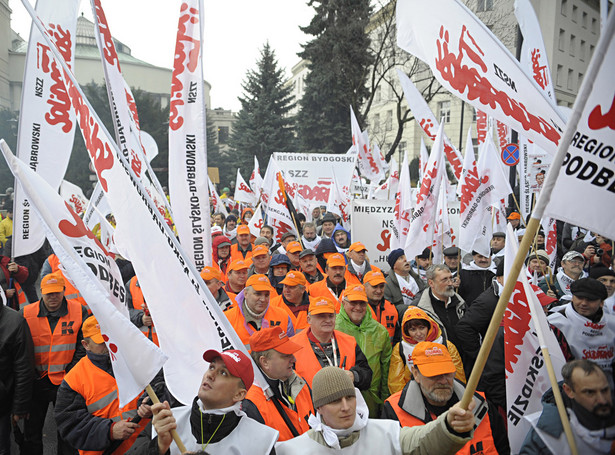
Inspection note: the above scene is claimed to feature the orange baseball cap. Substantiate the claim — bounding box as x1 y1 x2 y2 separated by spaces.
228 259 250 272
507 212 521 220
364 270 386 286
237 225 251 236
327 253 346 268
200 266 223 281
246 274 274 292
411 342 456 377
249 326 302 354
308 296 336 315
252 245 269 257
280 271 307 287
286 241 302 254
348 242 367 253
343 284 368 302
41 272 65 295
82 316 105 344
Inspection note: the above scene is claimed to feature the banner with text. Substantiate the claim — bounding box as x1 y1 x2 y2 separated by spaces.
351 199 396 273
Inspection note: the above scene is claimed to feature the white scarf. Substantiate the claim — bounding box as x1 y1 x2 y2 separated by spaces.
302 235 321 251
401 336 443 368
307 389 369 450
224 227 237 240
463 260 497 273
556 268 587 300
569 410 615 454
396 273 420 304
197 401 245 417
350 259 366 278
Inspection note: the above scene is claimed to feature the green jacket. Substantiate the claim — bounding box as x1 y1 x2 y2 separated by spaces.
336 305 392 417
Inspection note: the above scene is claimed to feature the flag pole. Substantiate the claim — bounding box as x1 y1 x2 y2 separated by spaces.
458 9 614 452
145 384 187 454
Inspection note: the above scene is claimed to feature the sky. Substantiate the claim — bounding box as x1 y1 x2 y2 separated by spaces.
9 0 314 112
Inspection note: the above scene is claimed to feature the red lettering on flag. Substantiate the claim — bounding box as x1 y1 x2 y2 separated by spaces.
588 94 615 131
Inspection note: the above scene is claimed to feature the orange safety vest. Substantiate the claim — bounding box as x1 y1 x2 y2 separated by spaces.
48 254 90 314
23 300 82 385
306 279 342 313
386 390 498 455
269 294 312 333
224 303 293 350
230 243 254 263
244 381 314 441
368 299 398 341
129 277 159 346
291 329 357 387
14 282 27 310
64 356 147 455
344 264 379 288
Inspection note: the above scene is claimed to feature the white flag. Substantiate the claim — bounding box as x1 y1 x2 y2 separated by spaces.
59 180 89 216
13 0 79 257
250 156 264 195
394 152 412 249
248 204 265 238
84 182 112 232
351 106 382 183
1 140 167 407
396 0 566 155
20 0 266 405
433 177 453 264
458 130 485 255
503 223 565 454
418 138 429 183
208 178 228 216
326 169 351 226
396 69 463 179
404 123 446 259
234 169 257 205
541 217 558 271
168 0 212 271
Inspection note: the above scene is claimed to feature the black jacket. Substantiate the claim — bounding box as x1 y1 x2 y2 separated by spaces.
458 268 495 307
0 303 35 415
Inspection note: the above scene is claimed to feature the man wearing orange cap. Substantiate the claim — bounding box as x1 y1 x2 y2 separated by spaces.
248 244 272 276
285 241 303 270
271 271 314 332
364 270 399 343
309 253 347 308
55 316 146 454
22 272 88 455
383 342 508 455
345 242 379 287
224 259 250 298
224 274 295 349
201 266 235 311
507 211 521 230
243 326 314 441
336 284 392 417
291 296 372 391
230 225 254 262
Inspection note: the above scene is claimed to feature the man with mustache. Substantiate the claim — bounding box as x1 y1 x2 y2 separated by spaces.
521 359 615 454
458 251 496 307
309 254 348 309
382 342 509 455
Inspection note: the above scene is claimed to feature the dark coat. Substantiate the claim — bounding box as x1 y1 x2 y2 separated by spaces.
458 268 495 307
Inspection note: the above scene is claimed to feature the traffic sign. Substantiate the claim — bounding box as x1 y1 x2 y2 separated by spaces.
501 143 519 166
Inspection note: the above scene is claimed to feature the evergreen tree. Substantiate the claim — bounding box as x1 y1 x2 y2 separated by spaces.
297 0 373 154
229 42 295 170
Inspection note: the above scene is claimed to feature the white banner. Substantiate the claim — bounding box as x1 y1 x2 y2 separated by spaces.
396 0 566 155
59 180 88 216
326 168 351 226
373 157 399 200
351 106 383 183
503 223 565 454
394 152 412 249
273 152 357 204
351 199 396 273
1 140 166 407
13 0 79 257
20 0 265 405
234 169 257 205
83 182 112 232
396 69 463 179
249 156 263 195
168 0 212 271
543 14 615 240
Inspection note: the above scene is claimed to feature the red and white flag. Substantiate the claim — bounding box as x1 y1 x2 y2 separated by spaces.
265 169 297 236
13 0 79 258
419 138 429 183
432 177 454 263
351 106 383 183
541 217 558 271
250 156 263 196
1 141 166 406
208 178 228 216
476 110 489 145
404 123 446 259
326 169 351 226
543 13 615 240
394 152 413 249
59 180 89 216
396 0 566 155
503 223 565 454
234 169 257 205
396 69 463 179
168 0 212 271
248 204 264 238
20 0 266 405
373 157 399 200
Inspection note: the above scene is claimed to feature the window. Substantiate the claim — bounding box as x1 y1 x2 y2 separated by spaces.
580 40 586 61
561 0 567 16
590 44 595 57
572 5 578 22
218 126 229 144
569 35 576 56
567 69 573 90
558 29 565 51
592 17 598 34
477 0 493 12
375 86 381 102
556 65 563 87
399 141 407 154
373 113 381 133
582 11 588 28
438 100 451 123
385 110 393 131
578 72 584 88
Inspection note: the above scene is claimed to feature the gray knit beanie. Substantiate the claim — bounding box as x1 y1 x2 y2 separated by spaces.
312 366 356 409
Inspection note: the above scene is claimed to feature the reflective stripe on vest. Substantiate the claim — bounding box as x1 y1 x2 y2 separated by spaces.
64 356 146 455
15 282 27 309
291 329 357 387
24 300 81 385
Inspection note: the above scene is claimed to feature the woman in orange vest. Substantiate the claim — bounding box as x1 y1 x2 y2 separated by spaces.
55 316 148 455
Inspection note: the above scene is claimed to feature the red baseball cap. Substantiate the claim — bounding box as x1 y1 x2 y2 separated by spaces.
203 349 254 390
249 326 302 354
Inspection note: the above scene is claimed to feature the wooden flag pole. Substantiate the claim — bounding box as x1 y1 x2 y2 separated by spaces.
145 384 187 454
